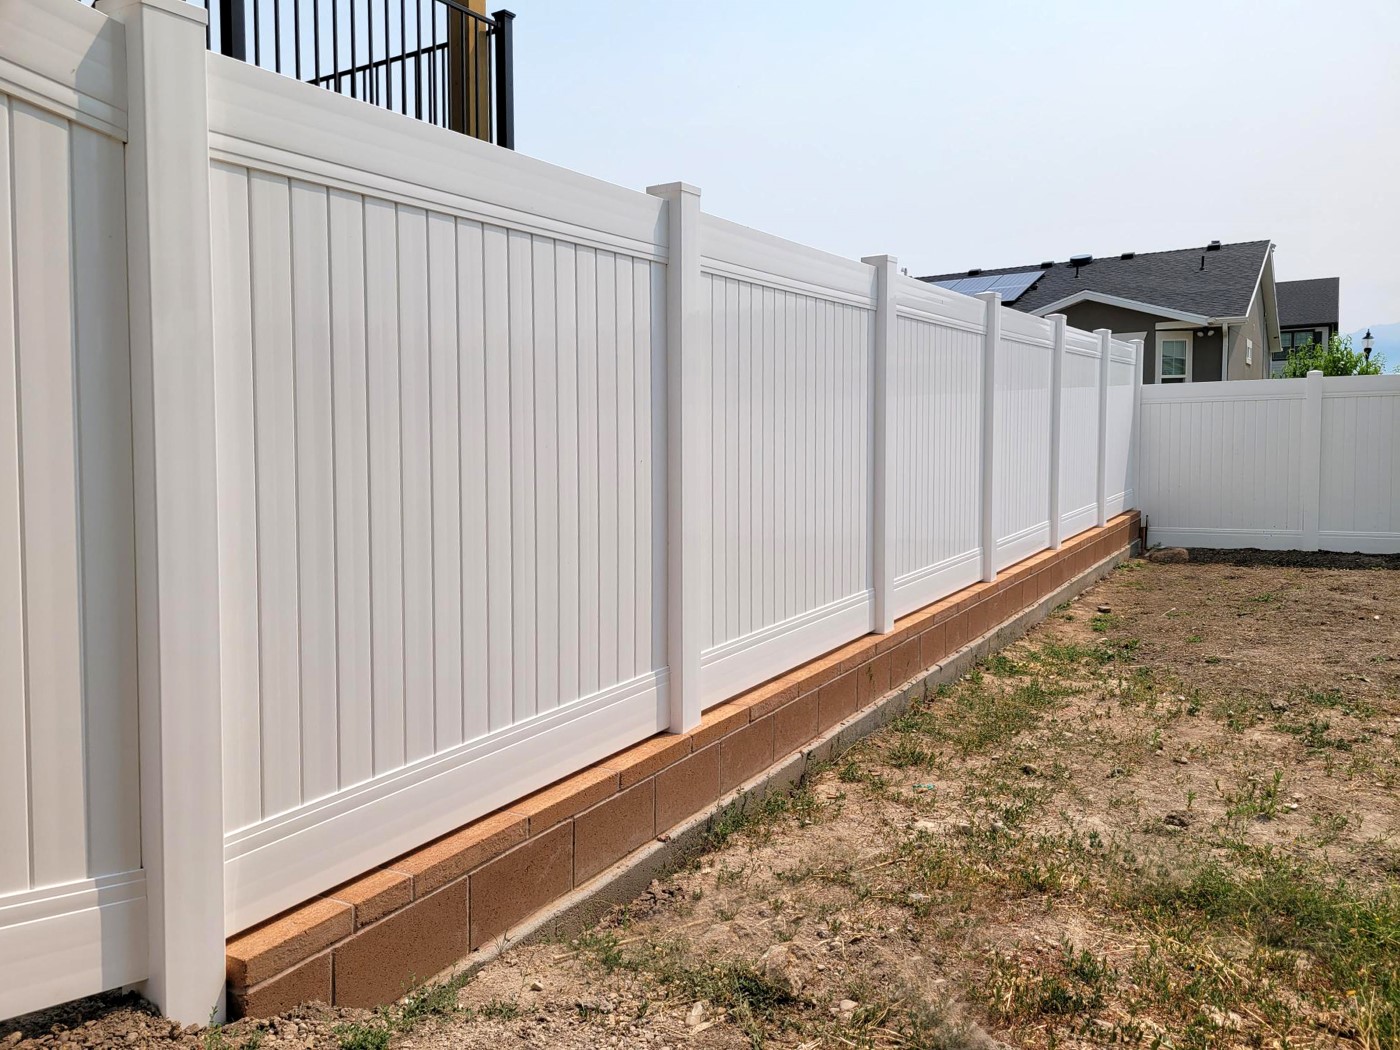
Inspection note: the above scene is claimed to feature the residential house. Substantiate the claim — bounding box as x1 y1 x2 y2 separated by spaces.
1274 277 1341 375
920 240 1283 383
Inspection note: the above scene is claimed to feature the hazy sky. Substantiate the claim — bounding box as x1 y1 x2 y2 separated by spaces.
504 0 1399 331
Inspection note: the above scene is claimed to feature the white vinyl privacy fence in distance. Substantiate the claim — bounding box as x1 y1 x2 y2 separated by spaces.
1138 374 1400 553
0 0 1140 1025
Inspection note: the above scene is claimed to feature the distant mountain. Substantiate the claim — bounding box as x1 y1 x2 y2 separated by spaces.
1348 322 1400 365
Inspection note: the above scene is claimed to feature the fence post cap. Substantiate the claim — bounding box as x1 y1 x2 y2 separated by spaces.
646 182 701 199
96 0 208 25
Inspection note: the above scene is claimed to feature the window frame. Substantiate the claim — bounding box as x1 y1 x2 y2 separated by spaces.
1156 331 1192 383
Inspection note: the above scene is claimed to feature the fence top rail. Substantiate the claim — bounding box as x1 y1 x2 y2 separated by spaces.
1322 373 1400 395
5 0 128 137
1000 305 1053 347
205 49 666 260
1140 379 1306 402
700 212 876 307
892 273 985 328
1065 329 1101 355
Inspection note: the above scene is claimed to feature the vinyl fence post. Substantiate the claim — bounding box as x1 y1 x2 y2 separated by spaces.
1047 314 1067 549
975 292 1001 582
1301 369 1324 551
1130 338 1145 512
647 182 709 733
862 255 897 633
1095 329 1113 528
95 0 225 1025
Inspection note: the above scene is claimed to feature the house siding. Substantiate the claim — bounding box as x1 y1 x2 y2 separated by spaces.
1056 302 1164 383
1227 292 1268 381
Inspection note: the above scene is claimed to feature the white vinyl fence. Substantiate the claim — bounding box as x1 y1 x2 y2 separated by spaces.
0 0 1141 1024
1138 374 1400 553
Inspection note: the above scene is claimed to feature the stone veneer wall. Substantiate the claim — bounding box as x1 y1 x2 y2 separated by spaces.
226 513 1140 1015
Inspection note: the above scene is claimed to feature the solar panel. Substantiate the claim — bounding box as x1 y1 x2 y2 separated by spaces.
928 269 1042 303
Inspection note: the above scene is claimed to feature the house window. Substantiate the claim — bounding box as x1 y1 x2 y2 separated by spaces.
1157 335 1190 383
1273 329 1327 376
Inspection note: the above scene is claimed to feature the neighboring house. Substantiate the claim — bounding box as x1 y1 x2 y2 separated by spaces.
920 240 1283 383
1274 277 1340 375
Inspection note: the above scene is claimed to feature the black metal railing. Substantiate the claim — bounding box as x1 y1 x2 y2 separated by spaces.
82 0 514 148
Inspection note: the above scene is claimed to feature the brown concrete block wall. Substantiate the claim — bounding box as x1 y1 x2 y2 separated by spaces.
225 513 1138 1017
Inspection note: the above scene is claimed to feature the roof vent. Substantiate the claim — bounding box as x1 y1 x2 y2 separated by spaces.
1040 260 1054 269
1120 251 1135 260
1207 240 1222 251
966 268 982 277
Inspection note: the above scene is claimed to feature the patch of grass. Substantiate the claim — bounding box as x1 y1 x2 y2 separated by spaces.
397 970 471 1026
1220 770 1284 821
643 946 799 1049
931 678 1064 756
704 777 821 850
983 653 1021 676
985 941 1116 1023
470 999 523 1021
1131 853 1400 1046
1090 612 1121 633
334 1021 391 1050
575 929 629 972
886 735 937 769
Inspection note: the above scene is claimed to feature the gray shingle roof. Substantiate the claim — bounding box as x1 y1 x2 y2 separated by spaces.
1275 277 1339 328
920 240 1272 320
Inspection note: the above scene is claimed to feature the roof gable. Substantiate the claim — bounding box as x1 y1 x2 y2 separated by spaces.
920 240 1272 320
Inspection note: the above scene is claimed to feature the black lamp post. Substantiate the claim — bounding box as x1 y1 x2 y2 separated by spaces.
1363 329 1374 362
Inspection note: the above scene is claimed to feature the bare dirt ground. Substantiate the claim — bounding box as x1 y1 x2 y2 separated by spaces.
8 558 1399 1050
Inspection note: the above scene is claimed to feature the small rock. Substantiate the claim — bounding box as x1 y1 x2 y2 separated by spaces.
1172 756 1189 765
1020 763 1039 776
1270 699 1290 712
1283 802 1300 812
830 998 859 1020
1163 810 1194 828
1147 547 1189 564
530 979 544 992
685 1001 708 1028
1096 605 1112 614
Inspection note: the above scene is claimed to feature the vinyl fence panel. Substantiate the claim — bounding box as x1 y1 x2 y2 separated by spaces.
699 216 876 706
0 0 146 1020
993 308 1054 568
888 277 985 617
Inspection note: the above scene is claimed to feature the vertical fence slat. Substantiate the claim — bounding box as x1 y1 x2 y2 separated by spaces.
427 210 463 747
327 189 373 785
457 218 490 743
1301 369 1324 550
1047 314 1066 550
0 95 29 898
1095 329 1112 528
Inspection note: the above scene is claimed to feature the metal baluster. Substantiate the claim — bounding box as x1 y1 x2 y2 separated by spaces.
492 9 514 149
